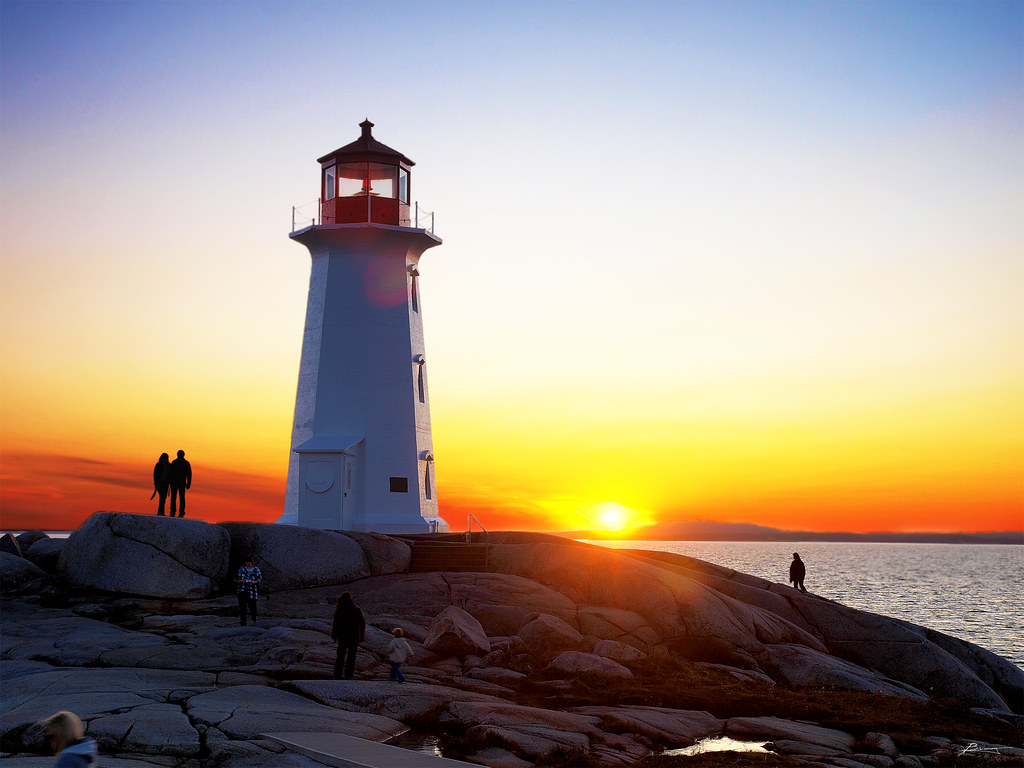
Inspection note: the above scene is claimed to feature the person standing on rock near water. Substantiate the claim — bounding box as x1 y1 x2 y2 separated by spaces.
235 555 262 626
789 552 807 592
43 711 97 767
332 592 365 679
152 453 172 515
168 450 192 517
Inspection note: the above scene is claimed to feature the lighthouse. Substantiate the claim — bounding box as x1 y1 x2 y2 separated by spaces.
278 121 447 533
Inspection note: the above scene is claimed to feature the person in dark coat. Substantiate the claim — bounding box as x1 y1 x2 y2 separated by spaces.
153 453 172 515
168 450 192 518
331 592 365 679
789 552 807 592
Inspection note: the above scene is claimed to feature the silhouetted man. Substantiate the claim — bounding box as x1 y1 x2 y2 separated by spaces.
169 450 192 518
331 592 365 679
789 552 807 592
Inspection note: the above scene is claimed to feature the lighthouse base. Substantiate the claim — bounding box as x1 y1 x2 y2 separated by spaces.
277 439 449 533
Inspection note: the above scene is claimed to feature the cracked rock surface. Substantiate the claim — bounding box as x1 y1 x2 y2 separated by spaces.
2 520 1022 767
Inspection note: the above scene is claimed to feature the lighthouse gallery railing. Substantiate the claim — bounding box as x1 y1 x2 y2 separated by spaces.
291 198 436 236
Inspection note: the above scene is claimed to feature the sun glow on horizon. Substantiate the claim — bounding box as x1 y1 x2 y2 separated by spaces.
587 502 644 531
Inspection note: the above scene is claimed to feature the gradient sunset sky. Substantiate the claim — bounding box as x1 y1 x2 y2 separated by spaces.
1 1 1021 534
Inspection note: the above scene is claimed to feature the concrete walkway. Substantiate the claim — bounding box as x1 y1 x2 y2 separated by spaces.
263 731 480 768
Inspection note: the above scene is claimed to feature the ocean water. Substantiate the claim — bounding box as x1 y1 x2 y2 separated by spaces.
586 540 1024 671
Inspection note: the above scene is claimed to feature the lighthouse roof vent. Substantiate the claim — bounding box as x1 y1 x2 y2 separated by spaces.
317 120 415 167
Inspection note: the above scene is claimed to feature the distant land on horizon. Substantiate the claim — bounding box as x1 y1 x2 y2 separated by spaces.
562 520 1023 545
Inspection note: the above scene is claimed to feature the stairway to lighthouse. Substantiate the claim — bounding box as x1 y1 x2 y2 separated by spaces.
401 535 492 573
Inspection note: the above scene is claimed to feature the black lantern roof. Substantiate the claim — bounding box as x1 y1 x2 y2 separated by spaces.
317 120 415 167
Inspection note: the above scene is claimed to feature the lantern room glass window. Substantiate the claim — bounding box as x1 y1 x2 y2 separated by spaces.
334 162 399 197
337 163 366 196
323 165 336 200
368 163 396 197
399 168 409 203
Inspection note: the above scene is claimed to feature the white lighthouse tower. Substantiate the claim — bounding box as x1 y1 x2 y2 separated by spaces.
279 121 447 533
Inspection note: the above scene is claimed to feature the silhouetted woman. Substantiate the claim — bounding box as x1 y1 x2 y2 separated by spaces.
789 552 807 592
153 453 172 516
331 592 365 679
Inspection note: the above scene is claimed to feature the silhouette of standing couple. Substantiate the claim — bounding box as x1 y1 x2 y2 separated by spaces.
153 450 192 517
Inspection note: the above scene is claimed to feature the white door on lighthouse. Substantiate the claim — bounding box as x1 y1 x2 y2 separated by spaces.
298 452 348 530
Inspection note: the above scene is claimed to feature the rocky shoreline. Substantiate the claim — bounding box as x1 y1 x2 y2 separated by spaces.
2 513 1022 767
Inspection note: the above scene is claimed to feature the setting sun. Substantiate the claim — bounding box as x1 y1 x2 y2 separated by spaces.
591 502 640 531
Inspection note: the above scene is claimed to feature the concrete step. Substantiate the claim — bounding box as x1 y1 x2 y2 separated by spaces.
263 731 478 768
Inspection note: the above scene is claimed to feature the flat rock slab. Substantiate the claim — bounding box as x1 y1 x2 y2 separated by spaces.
89 703 200 756
726 715 856 753
0 758 173 768
0 664 217 750
285 680 508 722
438 701 602 737
265 731 480 767
569 705 723 746
187 685 407 741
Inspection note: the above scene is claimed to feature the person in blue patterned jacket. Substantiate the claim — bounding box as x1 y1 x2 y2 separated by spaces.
235 555 262 626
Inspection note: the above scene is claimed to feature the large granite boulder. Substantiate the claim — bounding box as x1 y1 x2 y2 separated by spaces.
341 531 411 576
760 642 927 699
424 606 490 657
593 639 648 666
15 531 49 551
488 534 1023 713
792 595 1014 711
219 523 370 592
578 605 660 648
546 650 633 681
59 513 230 599
1 532 23 556
24 537 64 574
489 539 825 658
519 613 589 664
447 573 580 631
0 552 46 591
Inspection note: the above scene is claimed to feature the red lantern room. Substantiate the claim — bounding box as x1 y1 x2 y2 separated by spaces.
318 120 413 226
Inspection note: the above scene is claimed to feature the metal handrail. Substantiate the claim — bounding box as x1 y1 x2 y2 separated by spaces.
467 513 489 568
291 199 320 232
290 198 436 236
